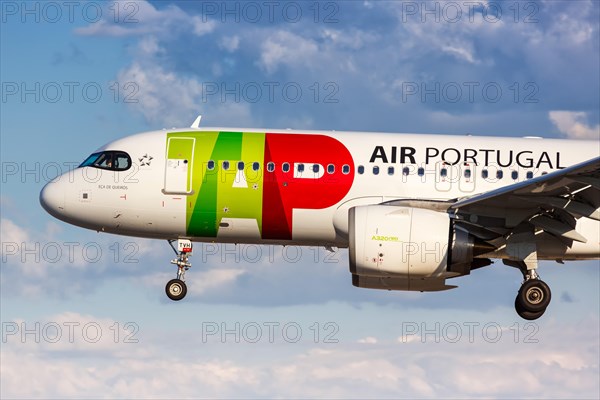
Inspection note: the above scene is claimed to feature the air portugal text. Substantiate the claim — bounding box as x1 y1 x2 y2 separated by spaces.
369 146 565 169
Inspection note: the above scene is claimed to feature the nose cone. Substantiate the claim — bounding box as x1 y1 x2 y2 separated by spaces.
40 181 65 219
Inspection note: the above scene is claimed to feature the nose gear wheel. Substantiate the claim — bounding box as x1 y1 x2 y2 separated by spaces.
164 239 192 301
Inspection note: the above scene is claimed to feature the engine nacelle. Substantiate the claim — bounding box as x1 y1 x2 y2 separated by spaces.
349 205 486 286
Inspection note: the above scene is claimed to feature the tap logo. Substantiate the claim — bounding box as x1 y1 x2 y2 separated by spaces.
165 131 355 240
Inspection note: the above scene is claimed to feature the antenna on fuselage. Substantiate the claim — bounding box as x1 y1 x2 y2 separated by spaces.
191 114 202 128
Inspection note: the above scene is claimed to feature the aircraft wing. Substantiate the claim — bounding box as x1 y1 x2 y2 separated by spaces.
449 156 600 245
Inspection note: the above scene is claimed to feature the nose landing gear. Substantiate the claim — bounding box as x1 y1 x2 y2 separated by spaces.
165 239 193 301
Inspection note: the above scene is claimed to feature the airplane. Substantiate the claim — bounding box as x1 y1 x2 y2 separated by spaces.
39 116 600 320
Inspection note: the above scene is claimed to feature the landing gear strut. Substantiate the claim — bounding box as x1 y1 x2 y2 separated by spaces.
165 239 193 301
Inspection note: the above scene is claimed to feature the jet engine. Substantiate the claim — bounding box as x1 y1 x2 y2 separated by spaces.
348 205 492 291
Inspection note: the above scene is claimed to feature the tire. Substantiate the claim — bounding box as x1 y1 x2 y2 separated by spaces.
165 279 187 301
515 297 546 320
517 279 551 313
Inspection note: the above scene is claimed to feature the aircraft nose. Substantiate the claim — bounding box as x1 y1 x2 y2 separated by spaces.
40 180 65 218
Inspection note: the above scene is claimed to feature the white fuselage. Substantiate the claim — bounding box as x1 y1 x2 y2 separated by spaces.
40 128 600 260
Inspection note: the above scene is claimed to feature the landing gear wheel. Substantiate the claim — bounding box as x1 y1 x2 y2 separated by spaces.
515 297 546 320
166 279 187 301
165 239 193 301
517 279 551 312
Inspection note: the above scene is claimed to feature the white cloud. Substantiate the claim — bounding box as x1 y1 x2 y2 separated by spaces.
0 346 262 398
118 58 256 126
357 336 378 344
191 16 217 37
141 268 245 296
10 312 147 353
546 0 596 45
0 218 74 281
397 334 420 343
0 212 162 299
387 4 488 65
116 35 255 127
549 111 600 140
75 1 216 38
2 316 598 398
259 31 319 74
440 45 477 64
219 35 240 52
0 218 29 248
74 20 132 37
320 28 379 50
117 61 204 127
136 36 163 57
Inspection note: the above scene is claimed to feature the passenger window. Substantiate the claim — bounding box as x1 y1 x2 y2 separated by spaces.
464 169 471 179
267 162 275 172
252 162 260 171
418 167 424 176
402 167 409 176
342 165 350 174
222 161 230 170
440 168 447 178
282 162 290 173
312 164 320 173
373 166 379 175
482 170 488 179
237 161 245 171
207 160 215 170
526 171 533 179
358 165 365 174
511 171 518 180
497 170 503 179
388 166 394 175
297 163 305 173
327 164 335 174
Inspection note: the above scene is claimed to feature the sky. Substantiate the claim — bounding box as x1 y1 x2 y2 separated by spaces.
1 0 599 398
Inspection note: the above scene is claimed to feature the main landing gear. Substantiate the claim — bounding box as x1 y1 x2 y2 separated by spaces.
515 269 552 320
165 239 193 301
505 226 551 320
505 260 552 320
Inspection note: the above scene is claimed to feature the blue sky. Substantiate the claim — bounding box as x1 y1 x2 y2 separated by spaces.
1 1 599 398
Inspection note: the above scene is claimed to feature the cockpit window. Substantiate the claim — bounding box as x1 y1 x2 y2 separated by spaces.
79 151 131 171
79 152 101 167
